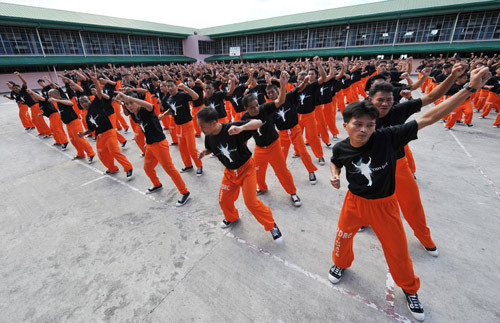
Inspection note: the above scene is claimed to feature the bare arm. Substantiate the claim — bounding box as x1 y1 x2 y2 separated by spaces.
88 72 103 100
274 71 289 108
329 162 341 189
14 72 27 87
26 89 45 102
228 119 263 135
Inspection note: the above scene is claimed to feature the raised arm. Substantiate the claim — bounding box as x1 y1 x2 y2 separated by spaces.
313 56 327 85
88 71 103 100
26 89 45 102
274 71 289 108
14 72 27 87
116 92 153 112
416 66 491 130
421 63 465 106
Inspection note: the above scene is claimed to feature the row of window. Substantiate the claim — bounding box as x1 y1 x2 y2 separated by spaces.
0 27 184 56
199 10 500 55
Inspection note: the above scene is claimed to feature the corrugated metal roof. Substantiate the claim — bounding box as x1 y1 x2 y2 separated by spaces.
200 0 500 36
0 2 195 36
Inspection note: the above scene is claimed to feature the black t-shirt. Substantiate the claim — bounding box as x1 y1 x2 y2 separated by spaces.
204 121 254 169
19 85 36 107
162 91 193 125
247 84 267 104
376 99 422 159
205 91 227 119
39 99 58 117
445 83 465 96
276 90 300 130
103 83 116 98
86 98 113 135
486 76 500 93
241 102 279 147
41 85 52 98
389 69 404 83
391 83 411 103
190 84 204 107
296 81 319 114
134 107 166 144
101 96 115 116
434 72 448 84
56 89 78 124
80 80 93 96
228 84 246 113
320 78 335 104
331 120 419 199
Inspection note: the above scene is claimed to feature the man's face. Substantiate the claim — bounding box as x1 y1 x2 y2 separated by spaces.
198 119 217 135
343 115 377 147
369 91 394 118
376 63 387 73
166 82 177 95
38 81 46 88
266 88 278 101
206 84 214 97
308 70 317 82
244 99 260 117
79 96 91 110
187 78 195 88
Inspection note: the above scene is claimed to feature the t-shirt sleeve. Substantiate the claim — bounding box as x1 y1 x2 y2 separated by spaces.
330 143 343 169
393 98 423 121
261 101 276 113
385 120 418 150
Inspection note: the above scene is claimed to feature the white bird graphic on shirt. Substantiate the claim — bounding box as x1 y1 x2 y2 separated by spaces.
352 157 373 186
299 93 310 105
320 86 325 96
168 101 180 115
139 122 147 133
88 114 99 128
277 108 290 122
256 121 267 136
218 144 237 163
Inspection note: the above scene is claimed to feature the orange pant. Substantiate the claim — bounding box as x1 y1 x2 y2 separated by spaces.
323 101 339 136
426 81 435 95
112 101 129 130
395 157 435 248
31 104 51 135
232 111 243 121
70 97 81 118
494 110 500 126
315 105 330 145
298 111 323 158
66 119 95 158
108 113 127 144
254 139 297 194
192 105 203 136
128 116 146 154
446 98 473 128
481 92 500 117
404 145 416 174
18 103 34 128
334 92 346 114
218 116 229 123
475 89 489 111
224 100 233 121
177 121 202 168
356 81 367 99
166 115 178 144
332 191 420 294
96 129 133 172
218 158 275 231
279 124 317 174
144 139 188 194
49 113 68 144
346 85 359 103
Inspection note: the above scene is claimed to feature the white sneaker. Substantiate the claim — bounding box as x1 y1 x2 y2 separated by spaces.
403 290 425 321
423 245 439 257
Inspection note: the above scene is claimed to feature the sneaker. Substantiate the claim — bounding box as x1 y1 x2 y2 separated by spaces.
176 192 190 207
72 155 85 160
124 128 129 133
104 169 119 175
53 142 62 146
256 189 267 196
309 172 317 185
146 184 163 194
121 140 127 148
88 155 95 164
403 290 425 321
196 167 203 177
43 135 52 139
479 116 486 119
441 119 446 123
92 136 96 142
328 264 344 284
493 125 500 128
326 142 332 148
423 245 439 257
170 142 178 146
332 135 338 141
291 194 302 207
292 153 300 158
358 226 367 232
140 153 145 158
318 157 325 165
36 133 44 137
445 127 451 130
466 123 473 127
270 224 283 243
126 169 133 180
456 120 463 124
413 173 417 180
220 218 237 229
180 166 194 173
61 142 68 151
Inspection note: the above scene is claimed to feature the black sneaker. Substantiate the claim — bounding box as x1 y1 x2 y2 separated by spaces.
328 265 344 284
104 169 119 175
72 155 85 160
180 166 193 173
358 226 368 232
291 194 302 207
292 153 300 158
124 128 129 133
88 155 95 164
456 120 463 124
170 142 178 146
270 224 283 243
53 142 62 146
121 140 127 148
326 142 332 147
466 123 473 127
126 169 133 180
309 172 317 185
403 290 425 321
256 189 267 196
61 142 68 151
146 184 163 194
196 167 203 177
332 135 338 141
220 218 236 229
43 135 52 139
318 157 325 165
479 116 486 119
176 192 190 207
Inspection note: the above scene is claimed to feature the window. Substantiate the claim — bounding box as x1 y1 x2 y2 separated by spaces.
0 26 43 55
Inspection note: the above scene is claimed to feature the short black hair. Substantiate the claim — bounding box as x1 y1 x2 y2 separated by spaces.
196 106 219 123
37 79 45 83
372 74 387 82
266 84 278 92
369 81 394 97
343 100 379 123
242 93 258 108
166 79 177 85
